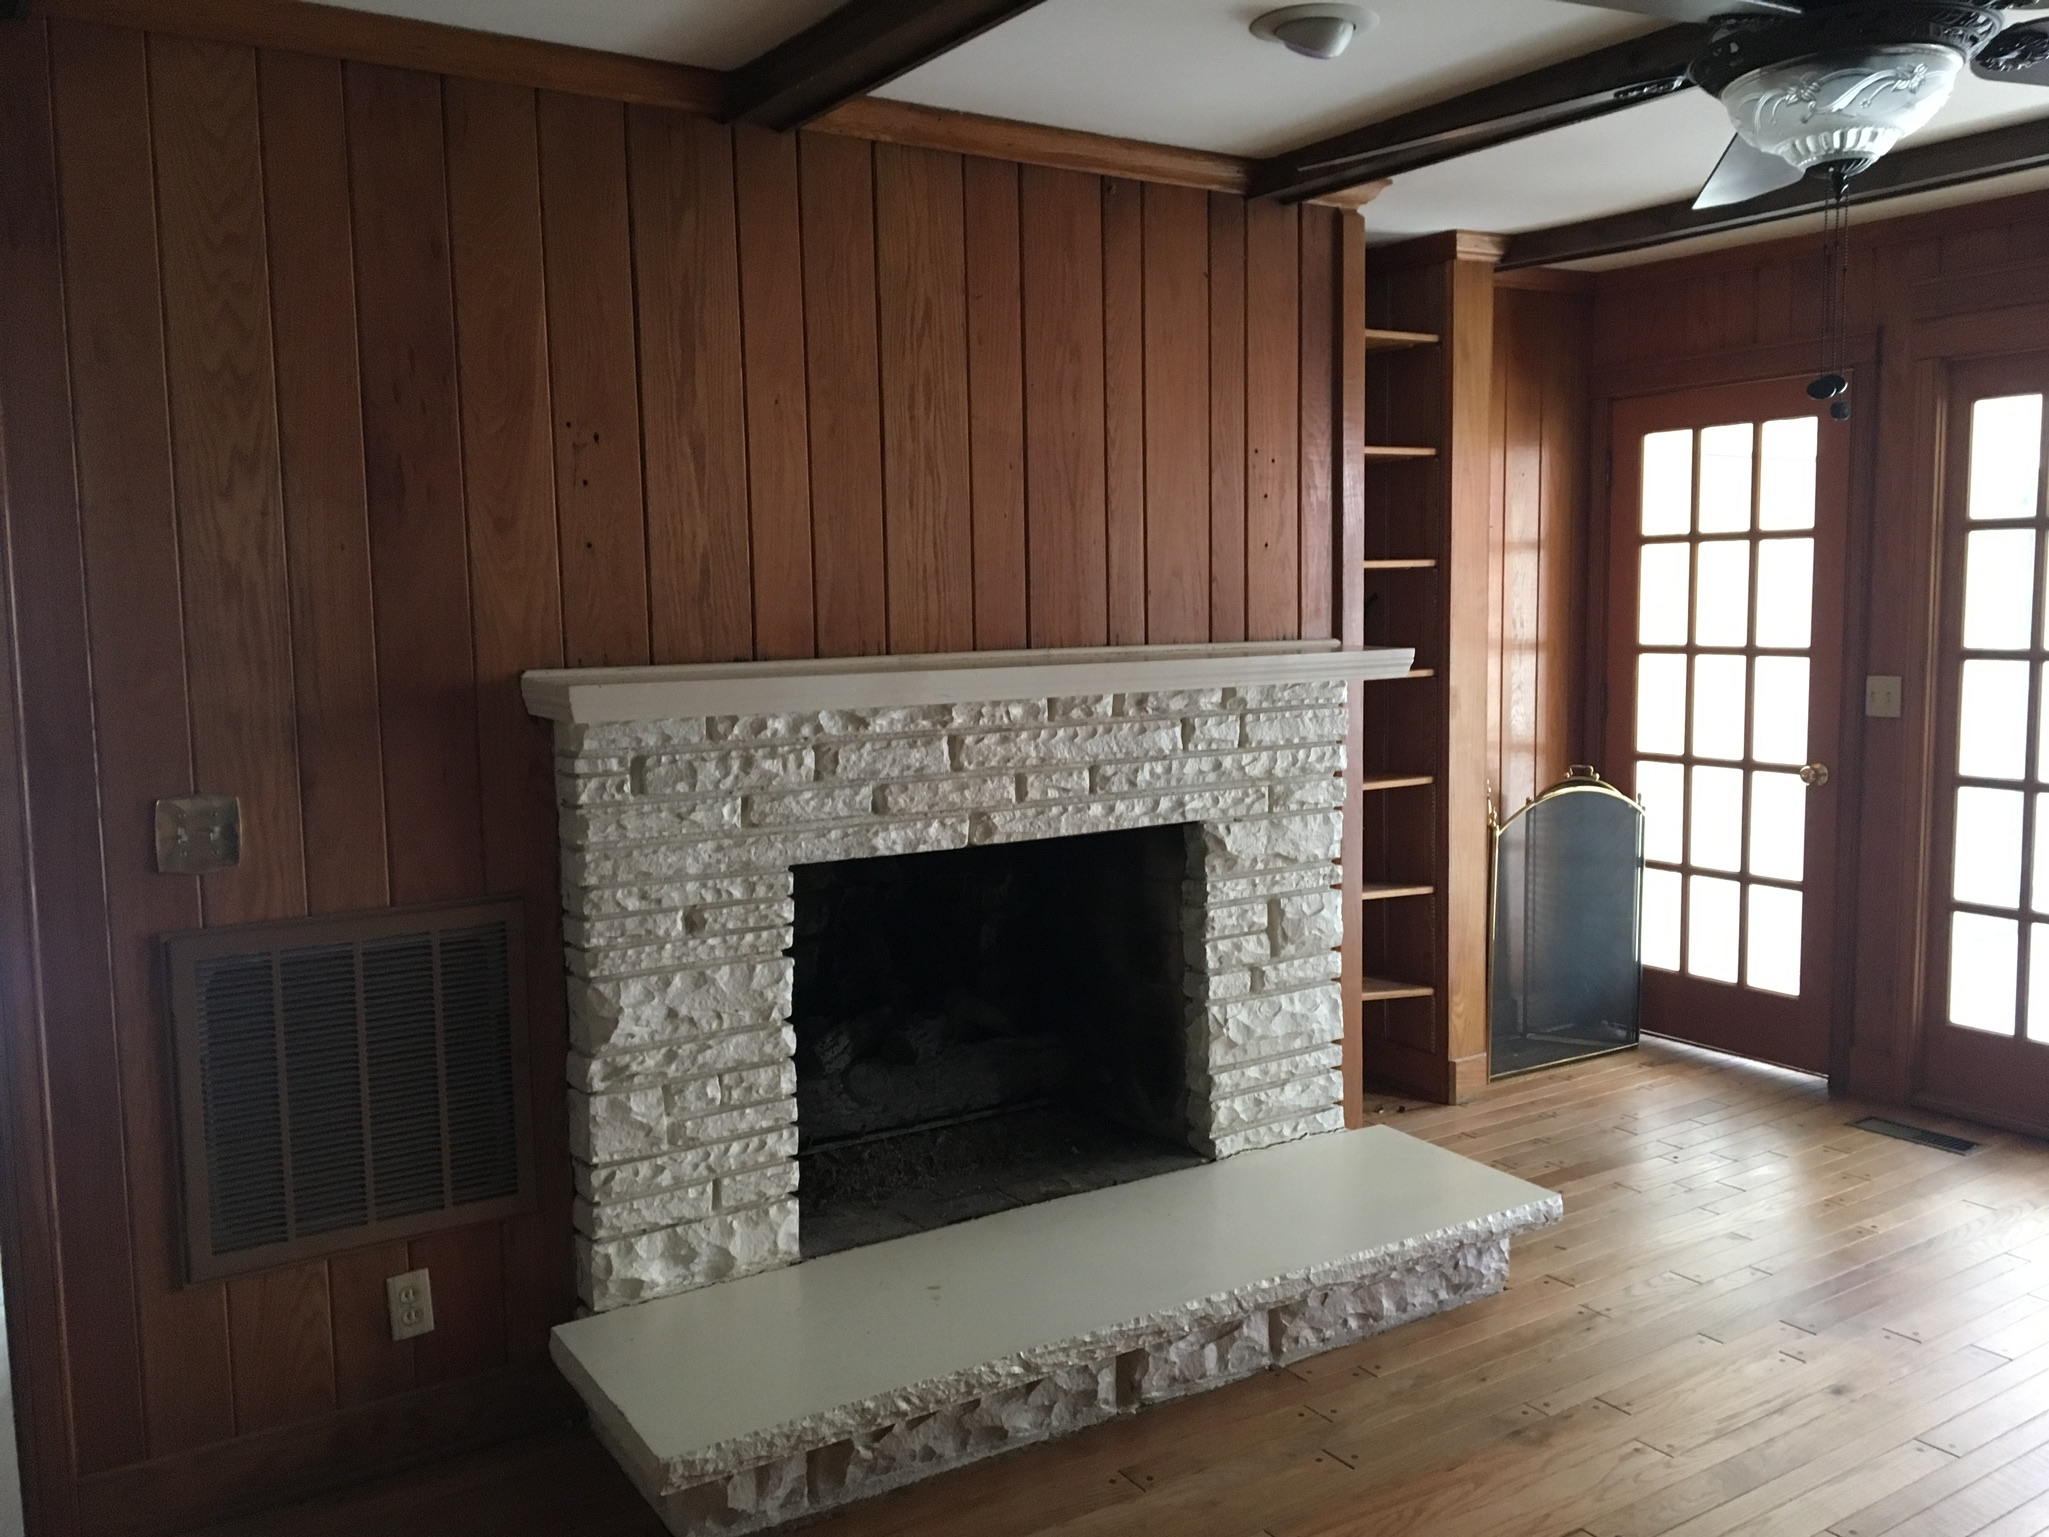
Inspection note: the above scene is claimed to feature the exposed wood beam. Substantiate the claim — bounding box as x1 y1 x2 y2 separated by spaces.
727 0 1050 132
1250 25 1706 204
1500 113 2049 268
30 0 727 113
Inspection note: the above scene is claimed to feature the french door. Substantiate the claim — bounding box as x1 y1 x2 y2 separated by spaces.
1919 358 2049 1130
1606 379 1849 1074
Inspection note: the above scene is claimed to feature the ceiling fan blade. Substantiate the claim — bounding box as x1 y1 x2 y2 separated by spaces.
1692 133 1805 210
1976 18 2049 88
1553 0 1803 20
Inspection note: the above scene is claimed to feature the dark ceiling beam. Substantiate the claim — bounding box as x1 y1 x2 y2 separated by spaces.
1248 25 1707 205
1499 114 2049 268
727 0 1052 132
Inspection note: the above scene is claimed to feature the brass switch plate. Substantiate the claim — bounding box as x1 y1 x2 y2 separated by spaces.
154 796 241 875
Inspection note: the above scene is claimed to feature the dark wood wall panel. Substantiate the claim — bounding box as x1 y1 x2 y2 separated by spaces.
964 157 1029 652
1021 166 1109 649
1209 194 1248 643
630 108 751 665
0 15 1351 1526
876 144 975 655
537 91 650 672
44 21 185 1474
1246 199 1301 642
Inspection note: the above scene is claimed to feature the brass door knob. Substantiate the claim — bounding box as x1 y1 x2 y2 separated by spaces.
1799 762 1830 787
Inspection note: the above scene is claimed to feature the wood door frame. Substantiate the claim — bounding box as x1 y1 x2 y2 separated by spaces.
1594 371 1865 1080
1911 348 2049 1137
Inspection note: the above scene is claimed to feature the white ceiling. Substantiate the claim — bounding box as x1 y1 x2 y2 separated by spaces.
310 0 2049 248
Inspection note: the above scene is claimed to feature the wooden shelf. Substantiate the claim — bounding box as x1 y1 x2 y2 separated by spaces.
1362 558 1438 570
1364 327 1440 351
1361 883 1434 902
1364 444 1439 461
1361 975 1435 1003
1372 668 1436 681
1359 774 1434 793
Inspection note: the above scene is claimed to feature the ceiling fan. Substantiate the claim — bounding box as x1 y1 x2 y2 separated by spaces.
1556 1 2049 209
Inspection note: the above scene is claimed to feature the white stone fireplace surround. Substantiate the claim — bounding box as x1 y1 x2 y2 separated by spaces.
523 640 1415 1313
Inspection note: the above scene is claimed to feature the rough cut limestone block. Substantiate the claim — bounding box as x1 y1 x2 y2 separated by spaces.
553 1129 1560 1537
575 1182 715 1242
1207 1072 1340 1136
1198 985 1345 1066
1209 1106 1348 1159
570 963 795 1056
571 1026 794 1095
580 1199 801 1310
578 1128 798 1205
636 746 816 798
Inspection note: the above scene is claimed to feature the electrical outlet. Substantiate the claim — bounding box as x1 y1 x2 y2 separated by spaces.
386 1268 434 1342
1865 675 1903 719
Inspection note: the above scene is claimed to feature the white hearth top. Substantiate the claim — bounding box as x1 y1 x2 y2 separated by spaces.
523 640 1415 724
551 1126 1557 1489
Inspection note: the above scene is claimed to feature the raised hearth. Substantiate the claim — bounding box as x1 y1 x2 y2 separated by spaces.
551 1126 1560 1537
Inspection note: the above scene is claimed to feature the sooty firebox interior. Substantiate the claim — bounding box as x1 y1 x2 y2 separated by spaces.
791 824 1205 1257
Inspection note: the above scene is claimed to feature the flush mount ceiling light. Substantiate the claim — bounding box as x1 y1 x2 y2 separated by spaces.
1251 4 1375 62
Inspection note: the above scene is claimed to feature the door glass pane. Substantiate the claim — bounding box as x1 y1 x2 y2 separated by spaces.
1689 765 1744 872
1758 416 1818 531
2037 794 2049 916
1752 657 1810 766
1638 654 1688 754
1950 911 2018 1033
1963 529 2038 651
1688 875 1742 982
1639 545 1691 646
1955 786 2026 908
1698 424 1754 533
1749 771 1806 882
1747 884 1802 996
1692 655 1747 761
1642 868 1681 971
1754 538 1814 649
1959 659 2030 780
1637 760 1684 864
1967 394 2043 522
1694 542 1750 647
1643 430 1694 536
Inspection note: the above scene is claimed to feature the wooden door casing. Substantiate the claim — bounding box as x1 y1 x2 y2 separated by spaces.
1605 377 1851 1074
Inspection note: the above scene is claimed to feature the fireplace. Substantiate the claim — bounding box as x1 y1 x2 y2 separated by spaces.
791 825 1206 1256
527 641 1419 1312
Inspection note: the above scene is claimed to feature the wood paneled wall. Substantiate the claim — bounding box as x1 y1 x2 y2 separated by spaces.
0 16 1352 1533
1583 186 2049 1110
1487 276 1591 817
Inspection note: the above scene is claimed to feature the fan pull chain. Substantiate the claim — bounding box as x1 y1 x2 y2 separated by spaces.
1809 163 1853 422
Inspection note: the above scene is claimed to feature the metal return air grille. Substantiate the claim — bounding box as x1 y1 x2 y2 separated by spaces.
167 899 533 1281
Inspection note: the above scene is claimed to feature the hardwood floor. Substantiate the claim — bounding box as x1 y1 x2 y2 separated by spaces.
193 1037 2049 1537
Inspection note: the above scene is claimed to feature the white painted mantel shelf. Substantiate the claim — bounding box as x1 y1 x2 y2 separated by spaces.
521 639 1417 723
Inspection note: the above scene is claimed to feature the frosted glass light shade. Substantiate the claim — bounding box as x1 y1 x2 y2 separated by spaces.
1720 44 1963 175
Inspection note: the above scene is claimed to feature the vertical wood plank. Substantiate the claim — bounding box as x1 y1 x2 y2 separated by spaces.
327 1244 414 1405
1141 183 1210 646
875 143 974 655
155 32 336 1437
797 132 888 660
29 18 158 1476
1535 290 1587 788
1497 291 1544 813
443 75 569 1370
260 49 388 917
1246 199 1300 640
963 156 1028 652
1337 214 1366 1127
1298 205 1335 643
346 62 484 903
735 124 815 661
1208 194 1247 644
1103 177 1146 646
629 107 752 664
408 1225 506 1384
151 34 308 932
1021 166 1107 649
226 1268 335 1431
537 91 649 670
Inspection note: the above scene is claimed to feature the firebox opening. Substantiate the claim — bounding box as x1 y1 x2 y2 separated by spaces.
791 823 1205 1258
